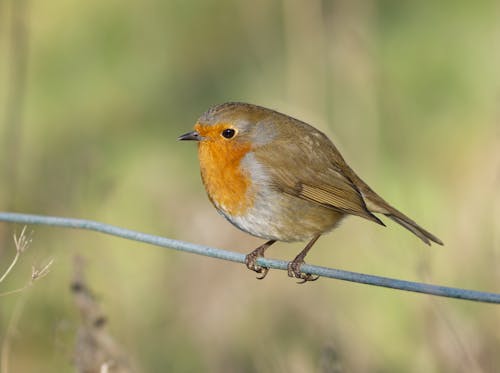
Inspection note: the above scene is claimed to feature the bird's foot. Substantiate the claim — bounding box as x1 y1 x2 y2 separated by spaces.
287 259 319 284
244 240 275 280
245 250 269 280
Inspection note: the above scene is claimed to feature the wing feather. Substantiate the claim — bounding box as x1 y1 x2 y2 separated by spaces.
252 129 383 225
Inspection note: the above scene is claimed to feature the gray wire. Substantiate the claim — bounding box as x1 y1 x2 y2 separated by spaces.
0 212 498 304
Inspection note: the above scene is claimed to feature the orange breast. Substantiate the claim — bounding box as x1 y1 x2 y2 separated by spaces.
198 140 254 217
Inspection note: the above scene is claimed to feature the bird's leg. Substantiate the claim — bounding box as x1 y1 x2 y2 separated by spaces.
288 234 321 283
245 240 276 280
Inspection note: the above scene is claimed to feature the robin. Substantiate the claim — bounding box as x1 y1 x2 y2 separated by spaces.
178 102 443 282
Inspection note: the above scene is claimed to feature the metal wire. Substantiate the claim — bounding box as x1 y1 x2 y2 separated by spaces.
0 212 498 304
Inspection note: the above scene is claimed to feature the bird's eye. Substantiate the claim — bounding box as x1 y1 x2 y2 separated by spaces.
221 128 236 139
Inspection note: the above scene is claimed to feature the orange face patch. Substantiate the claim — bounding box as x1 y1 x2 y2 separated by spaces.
195 123 254 216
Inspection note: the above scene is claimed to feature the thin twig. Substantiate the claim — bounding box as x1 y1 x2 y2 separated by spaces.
0 226 29 284
0 226 53 297
0 258 54 297
0 212 499 304
0 248 20 285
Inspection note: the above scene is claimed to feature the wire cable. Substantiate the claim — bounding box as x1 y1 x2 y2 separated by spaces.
0 212 498 304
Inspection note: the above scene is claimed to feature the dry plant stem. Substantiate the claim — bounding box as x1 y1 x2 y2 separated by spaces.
0 250 20 284
0 227 53 372
0 259 54 297
0 226 29 284
0 226 53 297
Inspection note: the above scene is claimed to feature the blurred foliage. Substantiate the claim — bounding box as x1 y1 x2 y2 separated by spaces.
0 0 499 372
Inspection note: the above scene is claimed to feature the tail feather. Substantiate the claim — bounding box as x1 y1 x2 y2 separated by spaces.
345 168 443 246
360 188 443 245
384 212 443 246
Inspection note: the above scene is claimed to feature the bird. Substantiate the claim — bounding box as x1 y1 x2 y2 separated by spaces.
178 102 443 282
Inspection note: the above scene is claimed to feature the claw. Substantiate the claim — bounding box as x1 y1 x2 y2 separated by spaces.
286 234 321 283
256 267 269 280
296 274 319 284
245 253 269 279
287 260 319 283
245 240 275 280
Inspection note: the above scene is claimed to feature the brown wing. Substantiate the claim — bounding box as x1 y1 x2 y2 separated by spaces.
252 125 384 225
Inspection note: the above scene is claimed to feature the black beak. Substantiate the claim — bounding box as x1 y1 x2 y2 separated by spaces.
177 131 203 141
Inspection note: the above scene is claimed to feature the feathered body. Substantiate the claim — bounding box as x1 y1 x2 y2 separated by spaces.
191 102 442 246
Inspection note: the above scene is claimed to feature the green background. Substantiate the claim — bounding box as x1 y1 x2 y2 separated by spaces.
1 0 499 371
